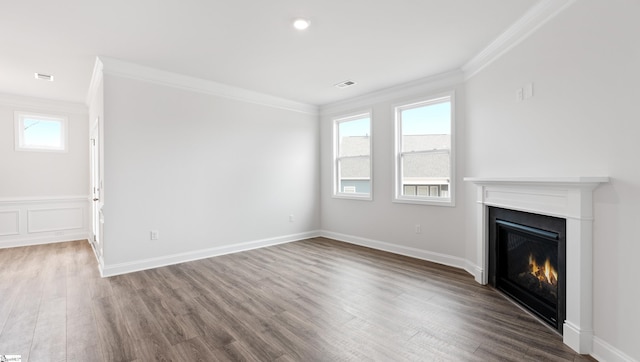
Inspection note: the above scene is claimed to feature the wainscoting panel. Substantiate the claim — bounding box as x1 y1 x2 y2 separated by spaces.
0 196 91 248
0 210 20 236
27 207 84 233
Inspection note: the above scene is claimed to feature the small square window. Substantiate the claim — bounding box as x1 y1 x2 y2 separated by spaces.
15 112 68 152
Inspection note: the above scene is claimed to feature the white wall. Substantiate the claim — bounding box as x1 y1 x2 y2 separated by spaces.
0 94 89 198
464 1 639 360
319 75 469 269
0 94 90 247
99 65 320 274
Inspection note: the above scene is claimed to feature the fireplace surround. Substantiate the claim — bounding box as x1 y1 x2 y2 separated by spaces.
465 177 608 354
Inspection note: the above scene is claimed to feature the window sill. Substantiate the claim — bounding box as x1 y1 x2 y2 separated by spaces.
393 196 455 207
333 193 373 201
15 146 67 153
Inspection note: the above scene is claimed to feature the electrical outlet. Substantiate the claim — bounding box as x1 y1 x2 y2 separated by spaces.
150 230 159 240
289 214 295 222
415 224 422 234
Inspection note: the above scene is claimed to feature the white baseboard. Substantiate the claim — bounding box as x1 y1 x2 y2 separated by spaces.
0 232 91 249
100 230 322 277
319 230 468 271
99 229 469 277
563 321 593 355
101 230 471 278
464 259 484 284
592 337 638 362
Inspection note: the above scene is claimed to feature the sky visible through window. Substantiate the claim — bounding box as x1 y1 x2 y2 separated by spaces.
23 118 62 147
338 102 450 138
402 101 450 135
339 117 369 138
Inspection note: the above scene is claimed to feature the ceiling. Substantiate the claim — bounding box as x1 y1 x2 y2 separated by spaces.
0 0 537 106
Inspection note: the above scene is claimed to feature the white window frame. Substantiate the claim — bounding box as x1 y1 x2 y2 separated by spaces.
14 111 68 152
393 91 455 207
333 110 373 201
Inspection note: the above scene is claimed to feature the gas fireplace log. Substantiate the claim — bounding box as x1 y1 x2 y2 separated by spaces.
517 272 558 304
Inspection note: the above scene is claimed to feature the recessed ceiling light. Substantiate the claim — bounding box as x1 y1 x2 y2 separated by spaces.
34 72 54 82
293 18 310 30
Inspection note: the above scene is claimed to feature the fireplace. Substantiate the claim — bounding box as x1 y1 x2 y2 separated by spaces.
464 176 608 354
488 207 566 333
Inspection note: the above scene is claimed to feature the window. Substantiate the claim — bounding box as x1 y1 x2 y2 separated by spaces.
333 112 372 200
394 93 454 206
15 111 68 152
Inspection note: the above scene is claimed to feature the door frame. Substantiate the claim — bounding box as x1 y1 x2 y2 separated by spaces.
90 116 103 260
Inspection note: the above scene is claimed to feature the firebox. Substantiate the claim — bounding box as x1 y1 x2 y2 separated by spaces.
488 207 566 334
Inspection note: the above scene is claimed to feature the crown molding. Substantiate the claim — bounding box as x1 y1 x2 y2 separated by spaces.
0 92 87 114
462 0 577 80
320 69 464 117
96 56 318 116
86 1 575 116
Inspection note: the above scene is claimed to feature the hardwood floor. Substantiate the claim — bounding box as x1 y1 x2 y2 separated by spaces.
0 238 596 361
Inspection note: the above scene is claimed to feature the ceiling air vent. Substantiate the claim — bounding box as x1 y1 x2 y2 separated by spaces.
334 80 357 89
34 72 54 81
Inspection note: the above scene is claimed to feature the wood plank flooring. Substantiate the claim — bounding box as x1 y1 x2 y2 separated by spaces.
0 238 596 361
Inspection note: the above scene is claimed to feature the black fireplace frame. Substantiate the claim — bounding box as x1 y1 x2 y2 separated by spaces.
488 206 566 334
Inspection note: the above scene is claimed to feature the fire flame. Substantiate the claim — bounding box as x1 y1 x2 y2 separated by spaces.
529 254 558 286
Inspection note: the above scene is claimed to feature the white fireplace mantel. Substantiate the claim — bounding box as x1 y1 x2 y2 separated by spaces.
464 176 608 354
